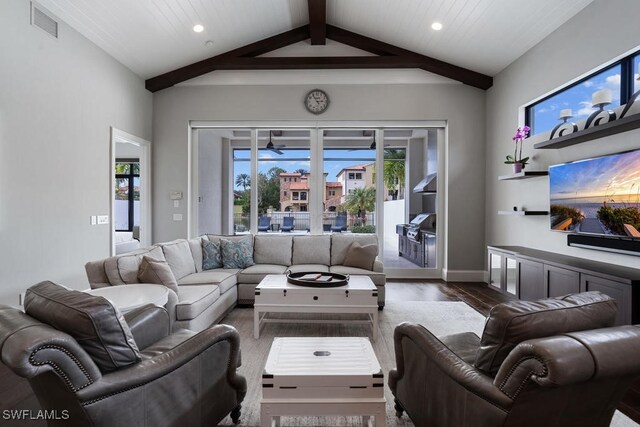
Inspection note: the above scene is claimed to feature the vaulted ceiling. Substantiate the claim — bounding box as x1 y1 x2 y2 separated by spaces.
37 0 594 88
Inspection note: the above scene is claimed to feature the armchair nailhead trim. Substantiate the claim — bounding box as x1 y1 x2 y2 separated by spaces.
30 345 94 392
498 355 547 400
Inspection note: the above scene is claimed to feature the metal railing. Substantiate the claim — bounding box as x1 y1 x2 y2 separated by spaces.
233 211 376 233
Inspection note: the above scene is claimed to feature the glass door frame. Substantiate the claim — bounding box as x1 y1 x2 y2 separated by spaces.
189 121 446 279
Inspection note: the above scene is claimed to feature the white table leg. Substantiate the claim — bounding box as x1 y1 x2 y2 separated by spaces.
254 308 260 339
273 416 281 427
363 415 371 426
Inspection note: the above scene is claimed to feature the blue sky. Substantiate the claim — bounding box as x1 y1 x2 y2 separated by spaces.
532 65 622 134
233 148 376 190
550 149 640 202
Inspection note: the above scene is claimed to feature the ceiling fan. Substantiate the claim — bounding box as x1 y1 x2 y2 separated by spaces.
265 130 285 155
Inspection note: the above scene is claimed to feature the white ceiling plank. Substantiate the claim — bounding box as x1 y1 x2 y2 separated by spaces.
35 0 596 80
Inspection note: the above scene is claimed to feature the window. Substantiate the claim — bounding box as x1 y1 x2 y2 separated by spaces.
114 160 140 231
526 64 622 135
283 191 287 197
233 148 251 233
293 191 299 200
348 172 355 180
635 54 640 93
300 205 308 212
300 192 307 201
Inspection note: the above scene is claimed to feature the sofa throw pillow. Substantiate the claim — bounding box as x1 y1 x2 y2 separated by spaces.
24 281 141 373
221 236 255 269
202 239 223 270
343 242 377 270
137 256 179 294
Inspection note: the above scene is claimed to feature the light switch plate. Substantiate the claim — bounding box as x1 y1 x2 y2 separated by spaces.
97 215 109 225
173 214 183 221
170 191 183 200
173 200 179 208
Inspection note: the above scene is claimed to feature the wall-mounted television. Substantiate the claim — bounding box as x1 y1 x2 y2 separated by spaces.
549 149 640 240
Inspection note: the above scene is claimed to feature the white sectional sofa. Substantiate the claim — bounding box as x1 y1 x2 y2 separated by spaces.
85 234 385 332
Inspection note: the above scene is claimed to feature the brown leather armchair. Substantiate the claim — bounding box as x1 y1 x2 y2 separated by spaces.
389 291 640 427
0 283 246 427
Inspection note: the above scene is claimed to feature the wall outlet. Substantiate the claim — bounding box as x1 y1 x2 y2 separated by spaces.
97 215 109 225
173 200 179 208
173 214 183 221
90 215 97 225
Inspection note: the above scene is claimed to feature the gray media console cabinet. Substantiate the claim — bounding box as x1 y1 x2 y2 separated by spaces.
487 246 640 326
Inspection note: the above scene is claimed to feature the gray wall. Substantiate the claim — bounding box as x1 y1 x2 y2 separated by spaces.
152 83 487 274
0 0 152 304
485 0 640 268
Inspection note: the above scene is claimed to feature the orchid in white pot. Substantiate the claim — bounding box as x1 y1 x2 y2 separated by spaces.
504 126 530 173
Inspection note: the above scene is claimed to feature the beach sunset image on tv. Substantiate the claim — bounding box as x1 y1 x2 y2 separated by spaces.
549 149 640 238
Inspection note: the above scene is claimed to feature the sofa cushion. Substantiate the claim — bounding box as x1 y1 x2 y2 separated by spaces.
188 237 204 273
474 291 617 376
207 234 253 245
178 270 238 294
237 264 288 284
343 242 377 270
254 235 292 266
161 240 197 281
105 246 165 285
137 256 179 294
24 281 141 372
286 264 330 274
175 285 221 321
328 266 386 286
331 234 378 266
292 235 330 265
221 236 255 269
202 240 223 270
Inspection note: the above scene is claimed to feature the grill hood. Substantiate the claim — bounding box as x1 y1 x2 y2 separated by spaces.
413 173 437 193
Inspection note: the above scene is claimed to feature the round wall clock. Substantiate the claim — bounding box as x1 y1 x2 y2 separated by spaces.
304 89 330 114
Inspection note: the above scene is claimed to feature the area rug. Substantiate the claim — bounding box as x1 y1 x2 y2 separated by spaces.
217 300 636 427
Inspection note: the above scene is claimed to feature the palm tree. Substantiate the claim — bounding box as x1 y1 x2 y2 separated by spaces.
384 150 405 200
344 187 376 225
235 173 250 190
294 168 308 175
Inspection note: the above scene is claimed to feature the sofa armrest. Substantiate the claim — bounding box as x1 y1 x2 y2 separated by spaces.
77 324 246 403
124 304 170 350
373 258 384 273
85 260 110 288
389 322 512 410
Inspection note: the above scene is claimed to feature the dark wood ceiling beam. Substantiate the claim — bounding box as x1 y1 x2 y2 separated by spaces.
210 56 426 70
146 25 310 92
326 25 493 89
308 0 326 45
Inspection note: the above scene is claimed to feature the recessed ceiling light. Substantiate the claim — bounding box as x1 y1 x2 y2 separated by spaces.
205 40 214 47
431 22 443 31
193 24 204 33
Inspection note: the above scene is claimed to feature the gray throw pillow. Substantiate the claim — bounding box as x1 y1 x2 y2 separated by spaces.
221 236 255 269
137 256 179 294
24 281 141 373
343 242 377 270
202 239 223 270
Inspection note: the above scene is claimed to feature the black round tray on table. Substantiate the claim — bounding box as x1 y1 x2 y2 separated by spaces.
286 271 349 287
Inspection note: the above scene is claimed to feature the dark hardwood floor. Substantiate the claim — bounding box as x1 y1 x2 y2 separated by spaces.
2 280 638 425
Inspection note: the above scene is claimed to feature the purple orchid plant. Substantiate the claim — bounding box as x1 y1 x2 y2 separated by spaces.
504 125 530 166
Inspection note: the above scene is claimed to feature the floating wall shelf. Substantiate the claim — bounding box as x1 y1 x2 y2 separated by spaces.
498 171 548 181
498 210 549 216
533 113 640 150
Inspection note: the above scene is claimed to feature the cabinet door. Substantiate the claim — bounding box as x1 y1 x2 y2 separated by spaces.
505 257 517 296
580 274 632 325
545 265 580 298
517 258 544 301
426 235 436 268
488 252 503 292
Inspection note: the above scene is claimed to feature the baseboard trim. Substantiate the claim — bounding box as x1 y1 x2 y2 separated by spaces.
442 269 486 282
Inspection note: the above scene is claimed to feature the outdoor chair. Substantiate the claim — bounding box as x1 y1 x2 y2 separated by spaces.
258 216 271 232
281 216 294 232
331 215 348 232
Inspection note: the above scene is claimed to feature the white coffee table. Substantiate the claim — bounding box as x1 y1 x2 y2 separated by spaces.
85 284 169 313
254 275 379 341
261 337 386 427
